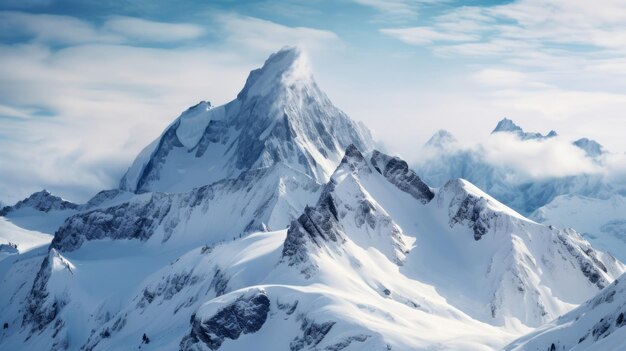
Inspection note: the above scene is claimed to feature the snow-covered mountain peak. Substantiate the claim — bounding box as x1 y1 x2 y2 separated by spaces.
574 137 605 158
237 46 312 101
492 118 557 140
119 47 373 193
492 118 522 133
0 189 78 216
425 129 457 148
334 144 371 175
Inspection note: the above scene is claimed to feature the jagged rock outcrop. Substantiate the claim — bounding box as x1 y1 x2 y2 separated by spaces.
370 150 434 204
181 289 270 350
282 146 421 274
0 190 78 216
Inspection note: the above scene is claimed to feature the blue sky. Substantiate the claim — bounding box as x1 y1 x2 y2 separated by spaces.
1 0 626 203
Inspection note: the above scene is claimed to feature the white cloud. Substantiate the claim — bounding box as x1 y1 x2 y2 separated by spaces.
381 0 626 71
352 0 419 20
415 130 621 184
381 26 477 44
102 16 205 42
213 13 340 52
471 69 534 87
0 11 112 45
0 11 207 45
480 133 600 180
0 104 37 119
350 0 445 21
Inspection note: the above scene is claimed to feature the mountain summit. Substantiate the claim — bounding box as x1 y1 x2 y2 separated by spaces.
492 118 557 140
120 46 373 193
236 46 312 101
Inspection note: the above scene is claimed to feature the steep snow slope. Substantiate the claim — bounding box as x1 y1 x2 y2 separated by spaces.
0 218 51 261
505 273 626 351
317 146 623 328
532 194 626 263
120 46 373 193
0 190 80 262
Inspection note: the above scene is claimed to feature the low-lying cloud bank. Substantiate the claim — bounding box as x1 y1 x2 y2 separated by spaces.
415 131 626 187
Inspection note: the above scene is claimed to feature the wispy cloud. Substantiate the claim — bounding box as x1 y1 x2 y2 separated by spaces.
350 0 443 21
213 13 340 52
102 16 206 42
381 26 477 44
0 11 110 45
0 11 207 45
480 133 600 180
381 0 626 69
417 131 621 184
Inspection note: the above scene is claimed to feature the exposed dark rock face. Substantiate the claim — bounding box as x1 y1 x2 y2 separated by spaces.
370 150 434 204
208 268 229 297
290 317 336 351
81 315 127 351
23 249 72 333
325 334 370 351
180 291 270 350
339 144 371 174
136 271 201 310
282 146 426 271
132 122 184 194
277 300 299 315
51 193 173 252
450 195 494 240
0 190 78 216
556 230 610 289
281 184 344 277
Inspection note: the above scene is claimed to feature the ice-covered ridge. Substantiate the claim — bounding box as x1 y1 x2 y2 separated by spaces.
175 101 227 150
439 178 529 222
0 190 78 216
237 46 312 100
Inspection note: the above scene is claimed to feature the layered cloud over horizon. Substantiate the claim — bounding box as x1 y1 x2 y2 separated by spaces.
414 124 626 188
